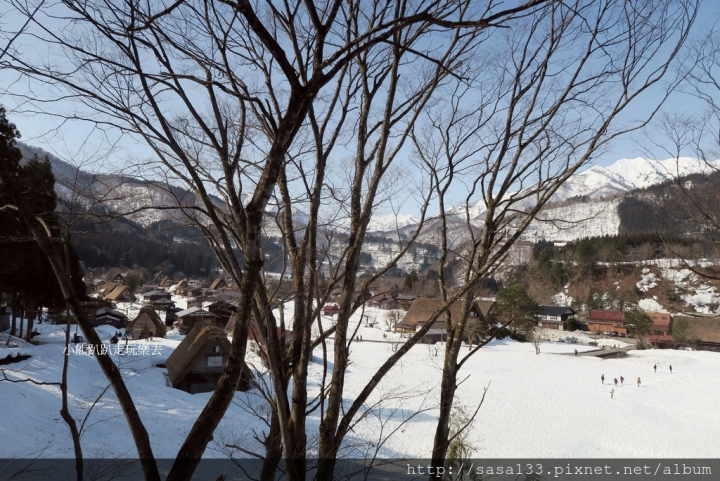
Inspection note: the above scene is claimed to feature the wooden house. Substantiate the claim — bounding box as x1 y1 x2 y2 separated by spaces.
208 300 238 330
396 298 485 343
247 321 293 365
537 306 576 330
322 304 340 316
366 294 398 310
97 281 119 297
93 307 128 329
127 307 166 339
104 284 134 303
143 290 171 302
166 324 253 393
647 312 673 335
208 277 228 290
175 307 218 333
395 294 417 308
140 283 160 293
586 310 627 335
475 299 497 320
105 267 125 283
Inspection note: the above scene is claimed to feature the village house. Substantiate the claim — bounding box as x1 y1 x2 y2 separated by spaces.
126 307 166 339
536 305 576 330
104 267 125 283
208 277 228 290
586 310 627 336
395 294 417 308
186 278 204 288
207 300 238 330
104 284 134 303
322 304 340 316
142 290 171 302
247 321 293 365
396 298 485 343
366 294 399 310
93 307 128 329
647 312 673 335
175 306 218 333
475 299 497 320
140 283 160 293
165 324 253 393
96 281 119 297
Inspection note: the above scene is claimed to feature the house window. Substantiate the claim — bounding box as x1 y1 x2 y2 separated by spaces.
207 356 223 368
212 345 220 353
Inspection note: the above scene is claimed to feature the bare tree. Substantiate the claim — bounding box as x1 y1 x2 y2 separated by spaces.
527 328 545 355
408 0 698 474
384 310 403 332
0 0 698 479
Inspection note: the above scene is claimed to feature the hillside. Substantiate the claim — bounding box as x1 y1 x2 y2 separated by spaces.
21 141 720 276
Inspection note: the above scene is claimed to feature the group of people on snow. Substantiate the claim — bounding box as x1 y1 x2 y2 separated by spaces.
602 362 674 398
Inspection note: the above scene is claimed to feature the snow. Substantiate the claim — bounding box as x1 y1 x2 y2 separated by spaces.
367 214 420 233
638 298 666 312
3 307 720 461
636 271 657 292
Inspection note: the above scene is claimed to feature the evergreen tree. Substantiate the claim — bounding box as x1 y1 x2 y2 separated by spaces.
0 107 86 339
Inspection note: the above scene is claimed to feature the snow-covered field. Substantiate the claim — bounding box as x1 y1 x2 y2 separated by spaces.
2 307 719 461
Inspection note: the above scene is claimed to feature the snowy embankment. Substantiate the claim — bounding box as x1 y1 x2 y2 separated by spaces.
2 308 720 460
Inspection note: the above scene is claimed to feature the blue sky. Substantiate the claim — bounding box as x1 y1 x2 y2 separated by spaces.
1 0 718 216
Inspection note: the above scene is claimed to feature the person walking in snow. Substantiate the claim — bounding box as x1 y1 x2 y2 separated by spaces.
574 349 578 356
610 389 614 399
601 374 605 384
620 376 624 385
614 378 618 386
669 364 672 374
637 377 641 387
654 364 657 373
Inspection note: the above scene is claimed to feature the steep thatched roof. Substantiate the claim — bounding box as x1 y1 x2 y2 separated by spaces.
105 284 132 301
166 324 231 387
97 281 119 296
105 267 124 281
475 300 496 318
127 307 166 337
209 277 227 290
397 298 484 330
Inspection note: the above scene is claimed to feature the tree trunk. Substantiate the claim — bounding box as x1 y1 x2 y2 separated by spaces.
260 404 283 481
23 221 160 481
10 293 18 338
24 299 36 342
60 314 84 481
18 305 24 339
430 349 459 478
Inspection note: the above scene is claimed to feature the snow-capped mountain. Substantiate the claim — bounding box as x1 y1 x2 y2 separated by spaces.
367 214 420 232
446 157 720 222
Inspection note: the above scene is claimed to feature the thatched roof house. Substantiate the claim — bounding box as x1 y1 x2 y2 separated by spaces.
105 267 124 283
105 284 134 302
395 298 485 343
396 298 485 343
209 277 228 290
127 307 166 339
166 324 253 393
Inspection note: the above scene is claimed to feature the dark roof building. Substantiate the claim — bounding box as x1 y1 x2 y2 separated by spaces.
166 324 253 393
